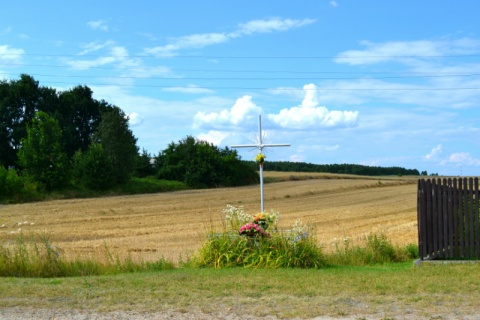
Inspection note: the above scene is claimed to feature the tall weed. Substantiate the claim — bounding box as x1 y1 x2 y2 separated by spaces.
326 232 418 266
0 233 174 277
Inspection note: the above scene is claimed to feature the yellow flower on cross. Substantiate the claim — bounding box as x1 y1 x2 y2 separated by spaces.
254 153 266 164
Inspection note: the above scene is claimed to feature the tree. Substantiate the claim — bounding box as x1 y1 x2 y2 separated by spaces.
17 111 69 190
57 86 103 158
135 149 156 178
71 143 115 190
0 74 43 168
157 136 258 188
93 106 138 184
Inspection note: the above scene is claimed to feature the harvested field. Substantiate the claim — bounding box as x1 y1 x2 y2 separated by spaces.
0 173 419 263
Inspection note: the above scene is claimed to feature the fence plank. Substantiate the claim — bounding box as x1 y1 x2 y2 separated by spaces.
475 178 479 259
447 178 454 258
459 178 465 258
417 177 480 260
417 179 425 259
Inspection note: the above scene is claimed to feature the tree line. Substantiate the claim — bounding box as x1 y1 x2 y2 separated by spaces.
245 161 420 176
0 75 257 202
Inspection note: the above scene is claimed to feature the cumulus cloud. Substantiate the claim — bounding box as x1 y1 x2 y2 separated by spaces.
127 112 143 126
87 20 109 31
424 144 442 160
267 84 359 129
0 45 24 63
145 18 315 56
197 130 231 145
193 95 263 129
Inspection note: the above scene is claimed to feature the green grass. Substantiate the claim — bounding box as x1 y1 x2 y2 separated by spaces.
0 233 174 277
1 264 479 318
0 233 477 318
190 231 326 268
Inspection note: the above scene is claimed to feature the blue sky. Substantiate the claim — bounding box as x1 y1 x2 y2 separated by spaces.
1 1 479 176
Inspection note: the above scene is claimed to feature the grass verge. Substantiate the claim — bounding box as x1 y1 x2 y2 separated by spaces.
1 263 480 318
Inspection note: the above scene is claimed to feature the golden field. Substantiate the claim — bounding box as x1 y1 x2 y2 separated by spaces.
0 172 419 263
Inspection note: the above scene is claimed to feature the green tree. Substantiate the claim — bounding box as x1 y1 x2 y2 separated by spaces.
135 149 156 178
157 136 258 188
57 86 103 158
0 74 43 168
71 143 115 190
17 111 69 190
94 106 138 184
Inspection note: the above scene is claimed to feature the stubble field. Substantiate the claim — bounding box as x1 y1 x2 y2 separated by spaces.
0 172 419 263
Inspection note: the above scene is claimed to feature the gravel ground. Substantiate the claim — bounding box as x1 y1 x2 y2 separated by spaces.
1 307 480 320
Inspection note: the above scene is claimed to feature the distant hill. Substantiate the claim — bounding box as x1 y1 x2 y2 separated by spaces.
243 161 420 176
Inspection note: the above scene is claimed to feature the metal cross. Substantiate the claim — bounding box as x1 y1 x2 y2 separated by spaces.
231 115 290 212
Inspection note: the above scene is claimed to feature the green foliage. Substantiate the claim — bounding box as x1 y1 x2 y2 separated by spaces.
0 233 174 278
116 177 188 194
134 149 156 178
0 166 42 203
71 143 115 190
190 231 326 269
57 86 103 158
250 161 421 176
17 111 69 190
157 136 258 188
0 74 43 168
326 233 418 266
94 107 138 185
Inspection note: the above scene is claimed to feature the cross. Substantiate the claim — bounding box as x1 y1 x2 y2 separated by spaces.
231 115 290 212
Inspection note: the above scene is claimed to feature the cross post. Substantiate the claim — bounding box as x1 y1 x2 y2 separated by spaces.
231 115 290 212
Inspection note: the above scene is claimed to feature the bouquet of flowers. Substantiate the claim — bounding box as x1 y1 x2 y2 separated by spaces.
239 222 268 237
253 211 279 231
254 153 266 164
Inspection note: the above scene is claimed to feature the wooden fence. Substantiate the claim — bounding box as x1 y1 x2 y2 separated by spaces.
417 177 479 260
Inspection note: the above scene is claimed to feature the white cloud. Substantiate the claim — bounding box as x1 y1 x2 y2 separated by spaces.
267 84 359 129
145 18 315 56
335 38 480 65
162 85 214 94
424 144 442 160
330 1 339 7
193 95 263 129
441 153 480 166
234 18 316 36
0 45 24 63
87 20 109 31
78 41 115 55
197 130 231 145
127 112 143 126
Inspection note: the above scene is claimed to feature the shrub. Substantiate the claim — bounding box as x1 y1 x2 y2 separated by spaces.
0 166 42 203
191 231 326 269
190 205 325 269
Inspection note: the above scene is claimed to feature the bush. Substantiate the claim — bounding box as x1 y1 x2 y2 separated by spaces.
191 231 326 269
0 166 42 203
190 205 325 269
71 143 115 190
